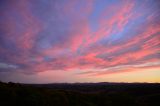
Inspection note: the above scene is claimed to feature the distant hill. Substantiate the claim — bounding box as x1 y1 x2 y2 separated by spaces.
0 81 160 106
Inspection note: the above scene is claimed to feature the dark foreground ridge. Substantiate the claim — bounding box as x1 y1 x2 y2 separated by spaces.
0 81 160 106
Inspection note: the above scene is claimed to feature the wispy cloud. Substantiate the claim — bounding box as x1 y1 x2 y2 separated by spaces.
0 63 18 69
77 61 160 76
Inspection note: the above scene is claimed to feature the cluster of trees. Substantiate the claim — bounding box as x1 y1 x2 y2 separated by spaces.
0 81 160 106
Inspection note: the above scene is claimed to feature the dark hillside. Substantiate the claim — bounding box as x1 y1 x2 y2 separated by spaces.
0 82 160 106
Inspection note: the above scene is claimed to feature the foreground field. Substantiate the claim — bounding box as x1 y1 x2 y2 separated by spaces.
0 82 160 106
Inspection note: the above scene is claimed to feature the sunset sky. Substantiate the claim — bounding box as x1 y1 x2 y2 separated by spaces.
0 0 160 83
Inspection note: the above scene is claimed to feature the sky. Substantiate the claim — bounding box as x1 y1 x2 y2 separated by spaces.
0 0 160 83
